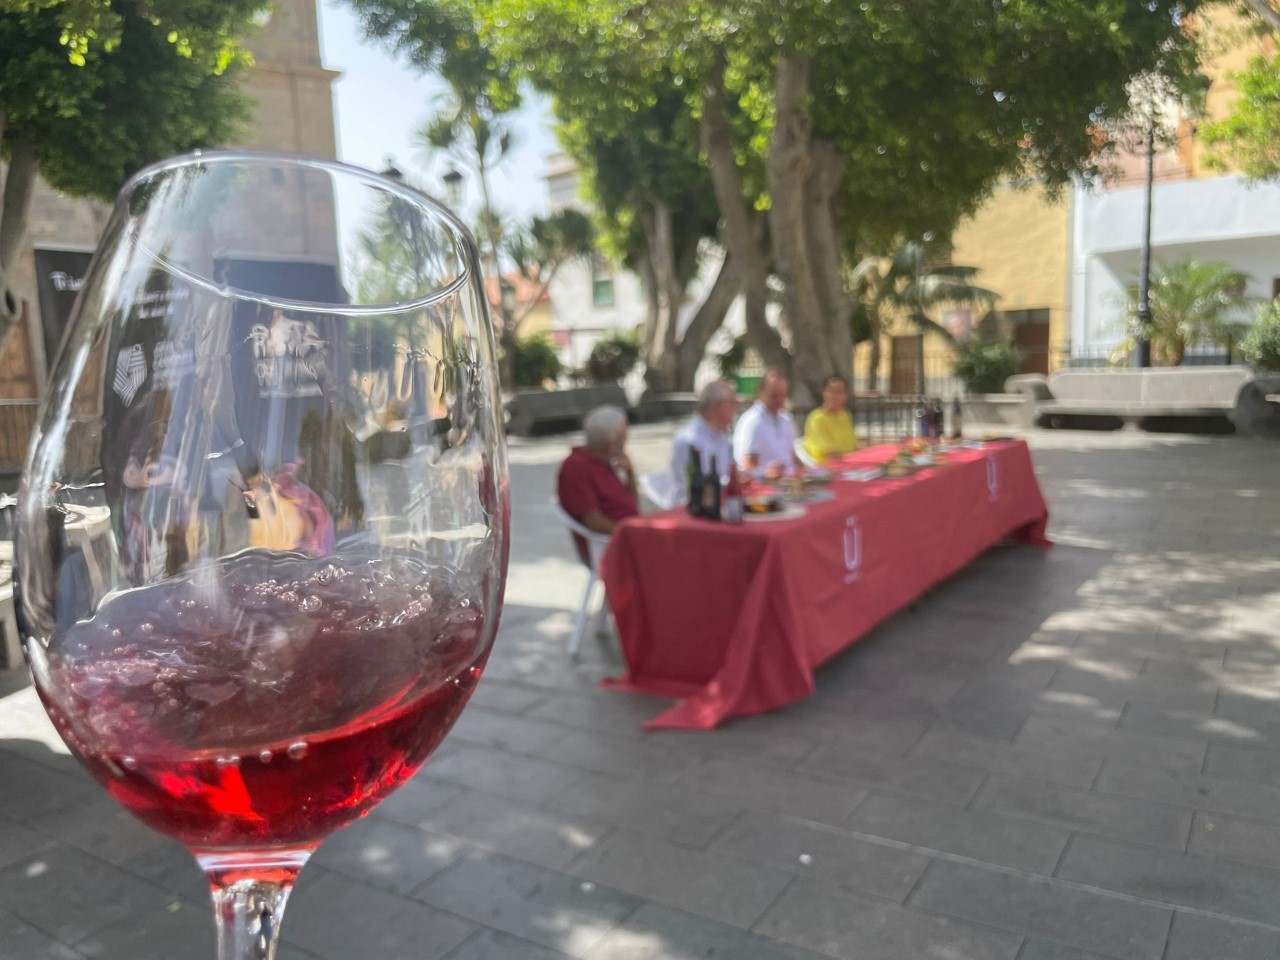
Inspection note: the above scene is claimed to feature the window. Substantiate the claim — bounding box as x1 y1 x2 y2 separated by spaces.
591 251 615 307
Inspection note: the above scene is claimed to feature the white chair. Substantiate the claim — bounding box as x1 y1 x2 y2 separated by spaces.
639 471 679 510
795 437 820 468
550 497 612 659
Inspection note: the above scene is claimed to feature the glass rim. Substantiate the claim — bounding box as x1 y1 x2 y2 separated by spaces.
119 149 476 316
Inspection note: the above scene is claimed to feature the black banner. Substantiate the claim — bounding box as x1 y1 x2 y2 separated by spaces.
32 247 93 371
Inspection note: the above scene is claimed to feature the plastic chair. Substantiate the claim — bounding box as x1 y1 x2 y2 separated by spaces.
639 471 679 510
795 438 820 468
550 497 612 658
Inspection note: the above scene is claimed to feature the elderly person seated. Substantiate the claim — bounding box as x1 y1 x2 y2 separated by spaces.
669 379 737 503
802 374 858 463
556 405 637 561
733 368 798 480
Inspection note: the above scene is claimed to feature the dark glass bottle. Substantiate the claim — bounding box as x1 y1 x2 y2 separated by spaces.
950 397 963 440
701 455 722 521
686 445 704 518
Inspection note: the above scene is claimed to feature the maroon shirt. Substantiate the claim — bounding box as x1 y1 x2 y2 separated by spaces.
557 447 637 564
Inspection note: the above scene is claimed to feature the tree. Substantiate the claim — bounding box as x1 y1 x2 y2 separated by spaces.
1122 258 1252 366
850 242 998 392
484 0 1209 406
0 0 264 347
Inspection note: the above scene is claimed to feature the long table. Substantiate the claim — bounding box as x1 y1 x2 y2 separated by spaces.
600 440 1050 730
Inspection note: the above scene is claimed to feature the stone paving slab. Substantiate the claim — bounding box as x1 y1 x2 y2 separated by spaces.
3 426 1280 959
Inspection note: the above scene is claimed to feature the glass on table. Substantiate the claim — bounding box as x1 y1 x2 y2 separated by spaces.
15 152 509 959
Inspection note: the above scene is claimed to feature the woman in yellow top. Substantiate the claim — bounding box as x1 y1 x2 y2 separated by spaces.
803 374 858 463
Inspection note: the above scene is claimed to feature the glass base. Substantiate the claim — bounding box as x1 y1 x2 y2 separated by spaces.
198 848 312 960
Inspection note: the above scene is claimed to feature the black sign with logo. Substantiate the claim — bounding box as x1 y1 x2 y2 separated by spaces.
32 248 94 371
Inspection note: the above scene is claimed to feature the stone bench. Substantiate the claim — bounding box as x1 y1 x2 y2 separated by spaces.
1006 367 1255 431
504 384 631 437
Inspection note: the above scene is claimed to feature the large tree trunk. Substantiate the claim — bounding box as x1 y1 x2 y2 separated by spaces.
0 134 38 352
765 56 853 410
674 251 739 391
700 66 789 376
639 202 684 393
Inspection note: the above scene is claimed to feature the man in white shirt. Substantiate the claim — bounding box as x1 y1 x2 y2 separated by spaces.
669 380 737 504
733 369 798 479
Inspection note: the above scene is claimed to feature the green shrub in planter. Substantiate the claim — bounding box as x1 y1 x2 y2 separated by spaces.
586 329 641 382
513 333 563 388
954 338 1023 394
1241 300 1280 373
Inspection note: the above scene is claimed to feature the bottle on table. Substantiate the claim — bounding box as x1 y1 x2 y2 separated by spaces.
930 397 945 440
686 445 704 518
950 396 963 440
701 455 722 521
723 463 744 524
913 401 929 440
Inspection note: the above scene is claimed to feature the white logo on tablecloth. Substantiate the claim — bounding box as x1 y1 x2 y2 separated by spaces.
987 455 1000 502
843 516 863 584
113 344 147 405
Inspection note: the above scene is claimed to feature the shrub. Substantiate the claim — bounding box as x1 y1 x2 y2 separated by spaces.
512 333 562 388
1241 300 1280 373
953 338 1023 394
586 328 641 382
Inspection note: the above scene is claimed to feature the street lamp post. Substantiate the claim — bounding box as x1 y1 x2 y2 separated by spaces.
442 167 464 208
1134 119 1155 369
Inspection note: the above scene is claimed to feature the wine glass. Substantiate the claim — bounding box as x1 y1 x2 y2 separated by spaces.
15 152 509 959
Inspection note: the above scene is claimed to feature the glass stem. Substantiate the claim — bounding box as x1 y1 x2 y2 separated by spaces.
198 849 311 960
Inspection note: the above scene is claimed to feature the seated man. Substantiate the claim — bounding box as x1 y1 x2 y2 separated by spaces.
556 405 637 563
670 380 737 504
803 374 858 463
733 369 798 479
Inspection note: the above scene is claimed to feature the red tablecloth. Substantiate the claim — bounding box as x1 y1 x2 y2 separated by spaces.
600 440 1050 730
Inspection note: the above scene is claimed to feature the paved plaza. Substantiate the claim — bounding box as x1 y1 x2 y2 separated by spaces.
2 424 1280 960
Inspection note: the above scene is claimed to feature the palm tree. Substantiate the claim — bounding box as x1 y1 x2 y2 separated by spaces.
1124 259 1252 366
849 242 999 392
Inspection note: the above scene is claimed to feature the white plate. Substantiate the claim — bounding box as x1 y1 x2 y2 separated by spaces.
842 468 883 482
744 505 807 522
784 489 835 504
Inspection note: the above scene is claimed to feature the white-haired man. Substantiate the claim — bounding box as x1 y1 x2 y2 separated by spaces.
557 405 638 561
669 380 737 504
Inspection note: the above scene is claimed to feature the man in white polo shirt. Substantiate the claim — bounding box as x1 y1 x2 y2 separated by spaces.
669 379 737 504
733 369 798 480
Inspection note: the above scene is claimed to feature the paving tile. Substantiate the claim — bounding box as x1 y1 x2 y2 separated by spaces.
0 845 175 944
38 800 173 865
373 775 469 827
911 728 1102 789
424 743 586 804
0 814 55 870
416 789 610 870
1165 911 1280 960
0 747 102 822
448 928 576 960
1018 941 1116 960
74 898 213 959
681 757 867 825
1119 703 1275 746
447 706 569 754
1049 666 1218 714
312 817 467 894
284 867 475 960
710 811 928 901
414 852 639 955
567 829 791 929
797 743 987 806
974 775 1192 849
532 730 700 784
117 842 211 905
527 692 666 739
1203 742 1280 787
755 877 1022 960
1094 761 1280 825
467 680 550 715
1015 715 1207 773
1187 810 1280 868
911 859 1171 960
647 720 821 767
548 770 743 847
1056 834 1280 926
585 902 831 960
846 792 1070 873
0 906 83 959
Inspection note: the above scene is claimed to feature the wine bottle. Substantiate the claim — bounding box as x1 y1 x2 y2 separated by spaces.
950 397 963 440
702 455 722 521
686 445 704 518
723 463 744 524
931 397 945 440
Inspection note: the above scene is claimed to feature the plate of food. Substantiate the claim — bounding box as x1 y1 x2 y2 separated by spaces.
744 503 807 522
744 493 783 514
802 468 836 485
842 467 884 482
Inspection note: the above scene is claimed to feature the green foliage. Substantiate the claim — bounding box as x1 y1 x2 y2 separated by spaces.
585 328 640 383
1123 259 1253 366
1241 299 1280 372
512 333 561 388
954 338 1022 395
1200 50 1280 179
0 0 262 201
505 209 595 284
716 334 749 379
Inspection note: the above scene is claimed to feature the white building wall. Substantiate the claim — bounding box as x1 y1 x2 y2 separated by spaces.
1071 174 1280 356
